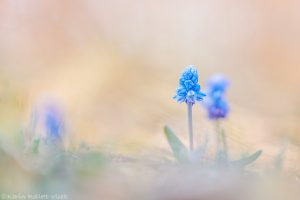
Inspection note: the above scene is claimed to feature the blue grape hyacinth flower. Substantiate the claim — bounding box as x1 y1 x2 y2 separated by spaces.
207 74 229 99
43 102 65 142
205 97 229 119
204 74 229 120
173 65 206 104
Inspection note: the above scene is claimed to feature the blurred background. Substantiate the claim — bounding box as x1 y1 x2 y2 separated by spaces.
0 0 300 169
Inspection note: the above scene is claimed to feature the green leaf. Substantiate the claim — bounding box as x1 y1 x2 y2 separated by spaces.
215 129 229 166
215 150 228 166
77 151 106 176
164 126 189 162
274 141 288 172
190 134 209 165
32 138 40 154
230 150 262 168
220 129 228 161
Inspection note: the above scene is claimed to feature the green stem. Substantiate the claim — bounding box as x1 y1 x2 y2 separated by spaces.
221 129 228 160
215 120 221 152
215 120 228 162
187 102 194 151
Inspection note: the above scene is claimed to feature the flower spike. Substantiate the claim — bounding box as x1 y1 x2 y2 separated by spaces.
174 65 206 105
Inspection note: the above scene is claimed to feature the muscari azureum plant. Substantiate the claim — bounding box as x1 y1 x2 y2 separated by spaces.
29 101 66 154
164 65 205 162
29 100 106 177
203 74 262 167
173 65 206 151
204 74 230 162
164 68 262 168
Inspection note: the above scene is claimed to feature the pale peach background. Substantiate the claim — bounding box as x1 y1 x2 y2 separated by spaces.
0 0 299 168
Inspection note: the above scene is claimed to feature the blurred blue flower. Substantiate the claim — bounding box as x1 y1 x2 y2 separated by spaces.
43 103 65 142
207 74 229 99
205 97 229 119
204 74 229 120
173 65 206 104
